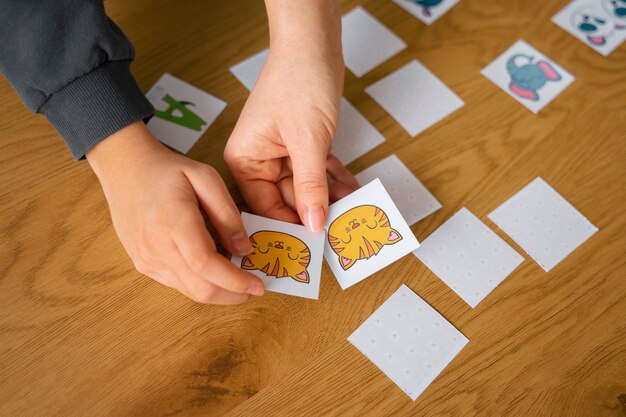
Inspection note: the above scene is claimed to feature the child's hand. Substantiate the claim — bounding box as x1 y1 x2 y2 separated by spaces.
87 122 264 304
224 0 359 231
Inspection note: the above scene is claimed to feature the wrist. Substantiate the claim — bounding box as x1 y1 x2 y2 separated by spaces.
265 0 342 62
86 121 163 185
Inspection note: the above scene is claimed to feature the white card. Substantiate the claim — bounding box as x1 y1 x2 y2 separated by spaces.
552 0 626 56
231 212 325 299
413 208 524 308
480 40 575 114
334 98 386 165
342 7 407 77
488 177 598 272
349 284 468 400
391 0 461 25
228 50 385 164
146 73 227 154
324 179 419 290
365 60 464 137
229 49 269 90
355 155 441 226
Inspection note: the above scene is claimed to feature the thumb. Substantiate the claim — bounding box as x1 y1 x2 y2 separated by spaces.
289 138 330 233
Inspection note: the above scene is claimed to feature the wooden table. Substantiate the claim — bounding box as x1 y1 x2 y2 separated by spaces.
1 0 625 415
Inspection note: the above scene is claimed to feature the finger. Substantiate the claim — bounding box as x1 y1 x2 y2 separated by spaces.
327 174 356 202
326 154 360 189
288 138 330 232
179 274 252 305
172 207 265 296
150 272 175 289
276 176 297 213
186 165 252 256
240 178 300 224
151 250 252 305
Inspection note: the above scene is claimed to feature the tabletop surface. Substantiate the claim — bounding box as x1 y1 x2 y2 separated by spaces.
1 0 625 416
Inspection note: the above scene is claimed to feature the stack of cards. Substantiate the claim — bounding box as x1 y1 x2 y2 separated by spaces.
349 284 468 400
146 73 226 154
481 40 575 114
552 0 626 56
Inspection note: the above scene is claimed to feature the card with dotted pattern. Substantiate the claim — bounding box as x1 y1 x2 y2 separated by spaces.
342 7 407 77
489 177 598 272
365 60 464 137
348 284 468 400
414 208 524 308
355 155 442 225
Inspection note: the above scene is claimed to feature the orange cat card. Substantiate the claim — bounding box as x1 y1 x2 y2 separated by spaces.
324 179 420 289
231 212 325 299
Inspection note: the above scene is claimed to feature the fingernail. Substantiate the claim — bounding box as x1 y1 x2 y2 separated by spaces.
232 232 252 254
248 282 264 296
305 206 325 233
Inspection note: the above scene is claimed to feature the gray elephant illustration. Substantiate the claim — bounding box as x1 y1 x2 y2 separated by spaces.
506 54 561 101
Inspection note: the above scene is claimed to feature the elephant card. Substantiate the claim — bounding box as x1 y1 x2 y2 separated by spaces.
481 40 575 114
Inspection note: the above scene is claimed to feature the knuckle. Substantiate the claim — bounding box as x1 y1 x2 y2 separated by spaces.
214 202 240 226
196 164 219 180
223 143 236 165
296 174 328 195
194 286 217 304
300 123 334 151
188 254 212 275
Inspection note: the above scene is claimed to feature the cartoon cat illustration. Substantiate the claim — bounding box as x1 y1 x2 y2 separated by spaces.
404 0 443 17
241 231 311 283
506 54 561 101
328 205 402 271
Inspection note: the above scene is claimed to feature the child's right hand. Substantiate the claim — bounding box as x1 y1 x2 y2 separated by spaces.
86 121 265 304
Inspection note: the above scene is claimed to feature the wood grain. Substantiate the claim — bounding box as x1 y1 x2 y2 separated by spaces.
1 0 625 416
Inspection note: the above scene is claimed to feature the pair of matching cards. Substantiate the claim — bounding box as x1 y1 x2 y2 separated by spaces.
231 179 419 299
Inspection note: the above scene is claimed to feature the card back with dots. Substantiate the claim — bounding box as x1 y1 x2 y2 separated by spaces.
488 177 598 272
348 284 468 400
414 208 524 307
365 60 464 137
333 98 385 165
342 7 407 77
355 155 442 225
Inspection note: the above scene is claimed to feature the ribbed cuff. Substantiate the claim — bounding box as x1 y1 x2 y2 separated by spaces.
39 60 154 160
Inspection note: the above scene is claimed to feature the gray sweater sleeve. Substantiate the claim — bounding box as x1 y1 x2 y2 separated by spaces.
0 0 154 159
